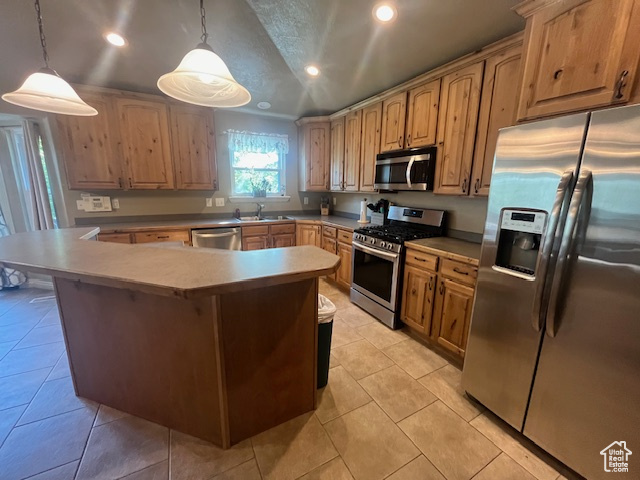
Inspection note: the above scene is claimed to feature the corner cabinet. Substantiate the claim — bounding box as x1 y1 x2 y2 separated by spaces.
359 103 382 192
405 79 440 149
169 104 217 190
515 0 640 121
471 46 522 196
380 92 407 153
298 118 331 192
434 61 484 196
114 97 175 190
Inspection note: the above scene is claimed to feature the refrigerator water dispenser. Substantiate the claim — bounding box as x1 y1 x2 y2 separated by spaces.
495 209 547 277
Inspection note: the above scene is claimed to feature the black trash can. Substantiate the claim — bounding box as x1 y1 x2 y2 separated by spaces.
317 295 336 388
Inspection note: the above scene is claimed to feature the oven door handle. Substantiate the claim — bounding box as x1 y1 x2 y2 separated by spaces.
354 242 399 261
405 158 415 189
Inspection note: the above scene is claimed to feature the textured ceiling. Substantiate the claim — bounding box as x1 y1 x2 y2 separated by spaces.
0 0 524 119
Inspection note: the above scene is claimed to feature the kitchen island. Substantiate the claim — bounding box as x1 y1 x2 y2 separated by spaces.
0 228 339 447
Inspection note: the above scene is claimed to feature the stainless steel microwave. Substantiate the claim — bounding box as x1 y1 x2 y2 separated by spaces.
374 146 436 191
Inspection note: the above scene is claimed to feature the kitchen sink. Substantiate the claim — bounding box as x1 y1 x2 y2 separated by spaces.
235 216 292 222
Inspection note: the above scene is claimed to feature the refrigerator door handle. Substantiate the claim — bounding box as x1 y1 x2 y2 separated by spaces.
545 169 593 337
531 170 574 332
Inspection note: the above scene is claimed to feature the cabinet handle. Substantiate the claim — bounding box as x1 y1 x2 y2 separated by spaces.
462 178 467 193
438 141 444 146
474 179 480 194
428 278 433 290
411 288 417 295
407 134 411 146
157 236 170 239
118 177 123 188
439 282 444 295
615 70 629 99
453 267 469 275
398 136 402 147
413 256 427 262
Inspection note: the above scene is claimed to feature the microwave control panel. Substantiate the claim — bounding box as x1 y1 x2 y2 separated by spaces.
500 209 546 234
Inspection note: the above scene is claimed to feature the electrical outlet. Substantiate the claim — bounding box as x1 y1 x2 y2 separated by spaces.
76 200 84 211
304 197 309 205
332 197 337 206
112 199 120 209
215 197 225 207
206 198 213 207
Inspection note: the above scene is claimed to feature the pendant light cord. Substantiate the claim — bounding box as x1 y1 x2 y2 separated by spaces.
200 0 209 44
34 0 49 68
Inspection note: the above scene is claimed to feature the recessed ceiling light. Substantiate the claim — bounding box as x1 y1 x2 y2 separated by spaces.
257 101 271 110
105 32 127 47
305 65 320 77
373 3 397 23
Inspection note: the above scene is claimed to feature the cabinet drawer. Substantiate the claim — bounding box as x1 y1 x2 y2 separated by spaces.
242 225 269 237
322 226 337 238
270 223 295 235
337 229 352 245
134 230 190 244
405 249 438 271
97 233 133 244
440 258 477 285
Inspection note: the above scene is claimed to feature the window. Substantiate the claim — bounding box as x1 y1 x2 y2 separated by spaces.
228 130 289 197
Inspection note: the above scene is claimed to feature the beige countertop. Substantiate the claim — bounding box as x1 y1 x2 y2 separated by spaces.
95 215 361 233
0 228 339 299
405 237 482 266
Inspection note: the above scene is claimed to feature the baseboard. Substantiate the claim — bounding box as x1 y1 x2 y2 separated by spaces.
26 278 54 290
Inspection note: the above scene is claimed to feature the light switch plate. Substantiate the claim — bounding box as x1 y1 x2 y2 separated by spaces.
304 197 309 205
332 197 337 205
112 199 120 209
206 198 213 207
215 197 225 207
76 200 84 211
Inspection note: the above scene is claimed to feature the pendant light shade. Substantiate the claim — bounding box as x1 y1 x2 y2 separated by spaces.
2 68 98 116
158 44 251 108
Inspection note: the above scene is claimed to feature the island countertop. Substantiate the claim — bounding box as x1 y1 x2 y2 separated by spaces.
0 227 340 298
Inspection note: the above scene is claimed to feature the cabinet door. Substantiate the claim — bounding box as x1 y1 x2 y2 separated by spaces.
405 79 440 148
296 224 321 247
300 122 330 191
322 236 337 254
343 110 362 191
359 102 382 192
242 235 269 251
115 97 175 189
471 46 522 197
330 117 345 191
336 242 353 288
57 92 123 190
432 278 474 358
380 92 407 153
401 265 436 333
435 61 484 195
271 233 295 248
170 104 217 190
97 233 133 244
516 0 640 120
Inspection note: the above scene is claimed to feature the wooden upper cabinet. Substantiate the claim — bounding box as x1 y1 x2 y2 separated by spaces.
515 0 640 120
115 97 175 189
330 117 345 191
380 91 407 153
434 61 484 195
298 119 330 192
405 79 440 149
359 103 382 192
471 46 522 197
57 92 123 190
169 104 217 190
343 110 362 191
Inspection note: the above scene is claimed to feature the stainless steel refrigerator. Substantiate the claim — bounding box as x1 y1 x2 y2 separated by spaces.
463 104 640 480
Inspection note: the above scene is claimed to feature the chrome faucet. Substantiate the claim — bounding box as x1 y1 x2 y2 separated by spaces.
256 203 265 219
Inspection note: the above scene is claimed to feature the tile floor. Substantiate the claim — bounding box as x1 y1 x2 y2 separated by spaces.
0 281 581 480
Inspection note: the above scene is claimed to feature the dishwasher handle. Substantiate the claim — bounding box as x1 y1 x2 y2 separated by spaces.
194 231 239 238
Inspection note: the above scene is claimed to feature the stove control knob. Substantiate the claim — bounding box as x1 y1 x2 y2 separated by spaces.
388 244 394 251
380 242 386 249
370 238 375 245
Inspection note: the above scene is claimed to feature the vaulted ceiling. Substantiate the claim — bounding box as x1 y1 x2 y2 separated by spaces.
0 0 524 119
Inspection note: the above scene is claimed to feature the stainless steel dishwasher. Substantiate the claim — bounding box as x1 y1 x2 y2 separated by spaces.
192 228 242 250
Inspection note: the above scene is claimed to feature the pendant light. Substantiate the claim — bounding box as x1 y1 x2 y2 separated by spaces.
157 0 251 108
1 0 97 116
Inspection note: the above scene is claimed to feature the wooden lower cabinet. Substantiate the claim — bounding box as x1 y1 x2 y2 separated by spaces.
243 235 269 251
242 223 296 251
431 278 474 357
271 233 295 248
400 265 436 332
336 242 352 289
134 230 190 244
97 233 133 244
296 224 322 247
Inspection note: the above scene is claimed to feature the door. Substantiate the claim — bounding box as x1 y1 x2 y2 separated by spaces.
170 104 217 190
435 61 484 195
344 110 362 191
336 242 353 288
57 92 123 189
271 233 295 248
330 117 345 191
462 112 589 431
359 103 382 191
432 278 474 357
524 105 640 480
115 97 175 189
380 92 407 153
401 265 436 332
405 79 440 149
471 46 522 197
242 236 269 251
517 0 640 120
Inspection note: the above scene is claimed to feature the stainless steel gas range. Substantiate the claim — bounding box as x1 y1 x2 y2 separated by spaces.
350 206 446 329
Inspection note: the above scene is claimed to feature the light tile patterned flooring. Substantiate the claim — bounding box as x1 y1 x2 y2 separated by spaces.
0 281 581 480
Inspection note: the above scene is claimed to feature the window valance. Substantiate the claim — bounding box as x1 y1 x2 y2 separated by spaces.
227 129 289 155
